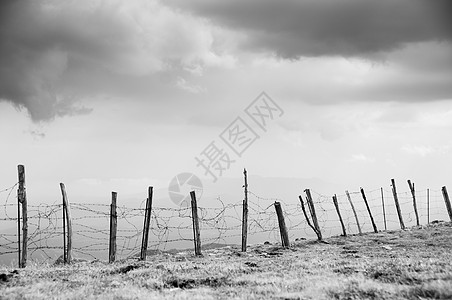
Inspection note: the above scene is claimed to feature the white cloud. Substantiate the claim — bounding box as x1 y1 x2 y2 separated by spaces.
401 145 451 157
176 77 206 94
350 154 375 163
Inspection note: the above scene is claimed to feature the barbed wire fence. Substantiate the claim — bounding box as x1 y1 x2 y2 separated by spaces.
1 176 451 267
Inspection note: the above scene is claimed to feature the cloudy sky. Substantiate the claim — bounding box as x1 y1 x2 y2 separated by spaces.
1 0 451 203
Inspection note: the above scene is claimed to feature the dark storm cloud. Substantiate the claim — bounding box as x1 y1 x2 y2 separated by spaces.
0 0 217 122
168 0 452 58
0 0 92 121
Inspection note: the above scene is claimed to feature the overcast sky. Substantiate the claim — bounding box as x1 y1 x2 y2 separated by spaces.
1 0 451 204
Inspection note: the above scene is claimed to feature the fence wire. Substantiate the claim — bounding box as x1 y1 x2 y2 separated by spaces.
1 183 450 265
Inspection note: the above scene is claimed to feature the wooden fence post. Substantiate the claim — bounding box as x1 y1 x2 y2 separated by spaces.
442 186 452 222
63 191 66 264
332 194 346 236
391 179 405 230
407 180 420 226
241 168 248 252
17 165 27 268
145 187 153 253
345 190 362 234
274 202 290 247
360 188 378 233
304 189 322 240
299 195 319 240
190 191 202 256
380 188 387 231
140 187 153 261
60 183 72 264
109 191 118 263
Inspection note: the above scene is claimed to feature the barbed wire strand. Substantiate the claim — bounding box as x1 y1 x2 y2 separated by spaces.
1 185 450 265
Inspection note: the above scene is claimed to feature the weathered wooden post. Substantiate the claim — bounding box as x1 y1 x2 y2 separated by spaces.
391 179 405 230
60 183 72 264
109 191 118 263
63 192 66 264
17 165 28 268
304 189 322 240
299 195 319 239
442 186 452 222
241 168 248 252
332 194 346 236
380 188 387 230
360 188 378 233
190 191 202 256
345 190 362 234
140 187 153 261
407 180 420 226
17 165 27 268
145 187 153 252
274 201 290 247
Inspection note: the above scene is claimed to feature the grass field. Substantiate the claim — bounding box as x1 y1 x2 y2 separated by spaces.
1 222 451 299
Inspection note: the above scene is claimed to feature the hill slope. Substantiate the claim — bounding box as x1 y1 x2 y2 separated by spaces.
1 222 451 299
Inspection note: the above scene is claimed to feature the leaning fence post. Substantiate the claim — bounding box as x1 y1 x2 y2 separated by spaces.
60 183 72 264
391 179 405 230
442 186 452 222
346 190 362 234
139 195 149 261
17 165 27 268
241 168 248 252
360 188 378 233
144 187 153 255
140 187 153 261
407 180 419 226
304 189 322 240
190 191 202 256
299 195 319 239
380 188 387 231
274 201 290 247
109 191 118 263
332 194 346 236
63 191 66 264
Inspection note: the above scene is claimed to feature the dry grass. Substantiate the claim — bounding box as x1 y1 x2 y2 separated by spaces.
1 222 451 299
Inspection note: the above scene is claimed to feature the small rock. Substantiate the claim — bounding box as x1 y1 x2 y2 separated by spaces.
0 271 18 283
244 261 258 268
118 264 140 274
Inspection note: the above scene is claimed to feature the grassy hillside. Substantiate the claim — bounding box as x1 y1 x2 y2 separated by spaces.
1 222 451 300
